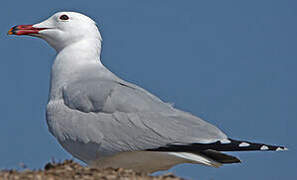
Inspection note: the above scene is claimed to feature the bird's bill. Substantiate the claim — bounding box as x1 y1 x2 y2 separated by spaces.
7 25 47 36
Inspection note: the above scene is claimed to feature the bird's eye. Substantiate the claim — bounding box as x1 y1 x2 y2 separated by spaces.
59 15 69 21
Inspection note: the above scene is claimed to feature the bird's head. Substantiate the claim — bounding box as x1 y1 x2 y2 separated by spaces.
8 12 102 52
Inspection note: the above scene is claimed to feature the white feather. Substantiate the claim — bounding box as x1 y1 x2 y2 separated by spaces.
168 152 222 168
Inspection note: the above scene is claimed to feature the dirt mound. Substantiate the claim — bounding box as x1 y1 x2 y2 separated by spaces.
0 160 183 180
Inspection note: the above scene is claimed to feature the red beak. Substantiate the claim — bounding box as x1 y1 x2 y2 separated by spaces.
8 25 48 36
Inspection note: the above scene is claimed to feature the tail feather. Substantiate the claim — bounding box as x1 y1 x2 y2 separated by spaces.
199 149 241 164
168 152 223 168
168 150 241 168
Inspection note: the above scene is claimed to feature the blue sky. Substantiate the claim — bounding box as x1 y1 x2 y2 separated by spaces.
1 0 296 179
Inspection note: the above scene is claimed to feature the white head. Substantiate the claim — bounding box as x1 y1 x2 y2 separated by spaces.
8 12 102 52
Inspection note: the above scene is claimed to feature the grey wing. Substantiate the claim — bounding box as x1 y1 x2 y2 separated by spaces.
60 78 227 154
63 78 174 113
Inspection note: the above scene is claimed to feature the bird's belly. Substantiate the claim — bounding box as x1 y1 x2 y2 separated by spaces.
60 140 190 173
90 151 189 173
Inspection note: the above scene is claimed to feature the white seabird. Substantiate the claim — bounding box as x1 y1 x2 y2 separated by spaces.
8 12 287 173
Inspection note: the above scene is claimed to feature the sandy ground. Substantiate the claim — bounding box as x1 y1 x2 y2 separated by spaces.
0 160 183 180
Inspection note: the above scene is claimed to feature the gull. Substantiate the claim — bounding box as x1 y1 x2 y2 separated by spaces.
8 12 287 173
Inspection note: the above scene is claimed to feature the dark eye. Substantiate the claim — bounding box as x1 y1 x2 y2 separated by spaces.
59 15 69 20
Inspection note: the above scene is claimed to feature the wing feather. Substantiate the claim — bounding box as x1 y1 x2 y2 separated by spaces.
52 78 227 160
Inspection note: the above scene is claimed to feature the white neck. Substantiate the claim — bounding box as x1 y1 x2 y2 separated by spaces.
57 37 102 63
49 38 103 100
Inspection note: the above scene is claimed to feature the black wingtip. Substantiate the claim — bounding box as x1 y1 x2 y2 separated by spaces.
146 138 288 152
222 138 288 152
